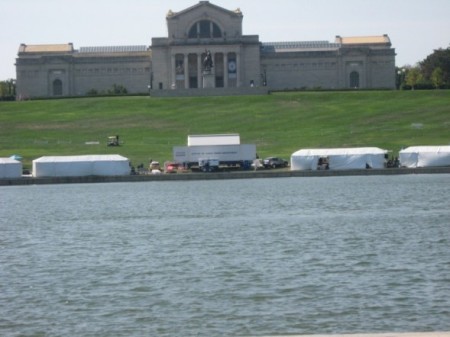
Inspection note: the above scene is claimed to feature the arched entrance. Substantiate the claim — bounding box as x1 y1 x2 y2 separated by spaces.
349 71 360 88
52 79 63 96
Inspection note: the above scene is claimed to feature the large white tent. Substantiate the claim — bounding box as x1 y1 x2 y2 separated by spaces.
291 147 388 171
0 158 22 178
399 146 450 168
33 155 130 177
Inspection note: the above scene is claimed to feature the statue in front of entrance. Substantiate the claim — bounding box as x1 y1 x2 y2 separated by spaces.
203 50 214 72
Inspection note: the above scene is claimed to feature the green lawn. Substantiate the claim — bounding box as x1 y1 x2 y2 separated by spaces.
1 90 449 169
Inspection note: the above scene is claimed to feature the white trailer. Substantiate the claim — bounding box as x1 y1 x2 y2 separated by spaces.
173 144 256 170
187 134 240 146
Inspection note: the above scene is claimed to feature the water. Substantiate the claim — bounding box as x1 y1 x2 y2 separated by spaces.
1 175 449 337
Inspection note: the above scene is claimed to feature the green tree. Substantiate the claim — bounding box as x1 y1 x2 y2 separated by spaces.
419 47 450 87
0 79 16 100
405 67 422 90
431 67 444 88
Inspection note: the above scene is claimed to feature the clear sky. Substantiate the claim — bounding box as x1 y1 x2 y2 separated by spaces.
1 0 449 80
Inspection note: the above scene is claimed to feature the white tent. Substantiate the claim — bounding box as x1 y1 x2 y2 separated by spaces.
33 155 130 177
399 146 450 168
291 147 388 171
0 158 22 178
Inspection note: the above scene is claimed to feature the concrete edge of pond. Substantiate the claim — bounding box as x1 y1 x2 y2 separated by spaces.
1 167 450 186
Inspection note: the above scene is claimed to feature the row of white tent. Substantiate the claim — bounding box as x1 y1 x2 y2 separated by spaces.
0 155 130 178
1 147 450 178
290 146 450 171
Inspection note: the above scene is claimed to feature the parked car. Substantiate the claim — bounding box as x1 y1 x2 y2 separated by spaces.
164 161 182 173
149 161 161 173
263 157 288 169
199 159 219 172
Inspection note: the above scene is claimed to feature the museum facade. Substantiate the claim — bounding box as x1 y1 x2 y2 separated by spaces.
15 1 396 98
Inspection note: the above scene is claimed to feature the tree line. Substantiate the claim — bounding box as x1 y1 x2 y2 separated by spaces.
0 79 16 101
397 46 450 90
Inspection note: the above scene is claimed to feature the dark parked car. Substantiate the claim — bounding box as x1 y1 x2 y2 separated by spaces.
263 157 288 169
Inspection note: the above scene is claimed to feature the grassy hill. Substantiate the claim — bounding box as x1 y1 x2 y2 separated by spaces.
0 90 449 169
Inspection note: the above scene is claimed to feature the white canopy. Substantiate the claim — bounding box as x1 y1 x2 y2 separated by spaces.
0 158 22 178
291 147 387 171
33 155 130 177
399 146 450 168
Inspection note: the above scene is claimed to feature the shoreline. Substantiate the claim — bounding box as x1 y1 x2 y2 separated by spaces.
1 167 450 186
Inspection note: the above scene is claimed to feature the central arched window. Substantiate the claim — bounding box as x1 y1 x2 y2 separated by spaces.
188 20 222 38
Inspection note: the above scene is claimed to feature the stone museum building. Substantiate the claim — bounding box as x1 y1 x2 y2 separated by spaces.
15 1 396 98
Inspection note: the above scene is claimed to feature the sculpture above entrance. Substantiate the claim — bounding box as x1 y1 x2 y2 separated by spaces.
203 50 214 72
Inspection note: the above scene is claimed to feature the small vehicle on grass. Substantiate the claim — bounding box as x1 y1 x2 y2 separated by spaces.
107 135 120 146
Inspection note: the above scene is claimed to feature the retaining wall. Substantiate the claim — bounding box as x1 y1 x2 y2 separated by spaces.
1 167 450 186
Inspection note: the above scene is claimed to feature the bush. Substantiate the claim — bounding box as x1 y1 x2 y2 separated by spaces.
0 95 15 101
108 84 128 95
87 89 99 96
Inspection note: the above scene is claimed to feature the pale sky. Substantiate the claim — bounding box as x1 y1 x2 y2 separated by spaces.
1 0 449 80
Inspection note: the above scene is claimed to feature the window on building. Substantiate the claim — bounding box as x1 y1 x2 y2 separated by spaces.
188 20 222 38
52 79 63 96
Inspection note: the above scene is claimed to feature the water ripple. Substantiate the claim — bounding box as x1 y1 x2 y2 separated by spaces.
1 175 449 336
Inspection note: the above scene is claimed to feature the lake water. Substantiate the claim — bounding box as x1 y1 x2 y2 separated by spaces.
1 174 449 337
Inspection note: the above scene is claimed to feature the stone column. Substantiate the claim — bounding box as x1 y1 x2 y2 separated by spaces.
184 54 189 89
197 53 202 89
236 52 241 87
223 52 228 88
171 54 176 89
